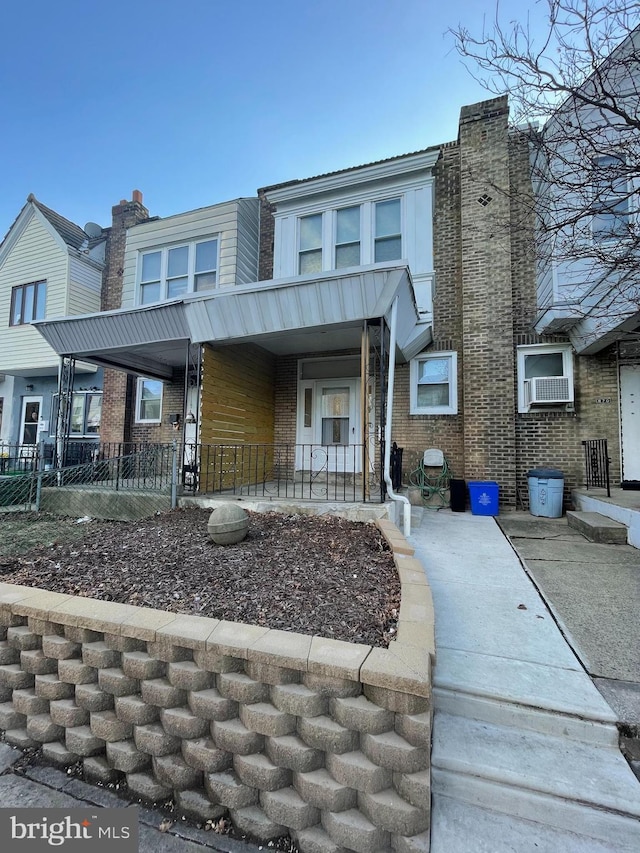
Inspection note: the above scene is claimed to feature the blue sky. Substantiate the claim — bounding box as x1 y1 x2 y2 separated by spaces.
0 0 547 236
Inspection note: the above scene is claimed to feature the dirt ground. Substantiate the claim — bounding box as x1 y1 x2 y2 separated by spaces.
0 508 400 647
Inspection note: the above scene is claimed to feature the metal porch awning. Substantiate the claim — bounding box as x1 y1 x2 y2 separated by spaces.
34 264 432 378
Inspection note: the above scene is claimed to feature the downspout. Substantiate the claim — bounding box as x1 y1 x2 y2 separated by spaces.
383 297 411 536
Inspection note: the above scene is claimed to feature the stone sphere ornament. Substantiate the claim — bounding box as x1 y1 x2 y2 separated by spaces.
207 504 249 545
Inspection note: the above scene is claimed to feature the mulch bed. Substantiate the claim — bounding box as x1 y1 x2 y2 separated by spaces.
0 508 400 647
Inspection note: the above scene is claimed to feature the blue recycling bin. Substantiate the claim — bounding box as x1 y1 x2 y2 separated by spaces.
468 481 499 516
528 468 564 517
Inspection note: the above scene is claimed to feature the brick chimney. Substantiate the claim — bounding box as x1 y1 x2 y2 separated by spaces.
99 191 150 444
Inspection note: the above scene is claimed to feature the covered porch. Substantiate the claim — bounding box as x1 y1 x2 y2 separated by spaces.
34 264 431 510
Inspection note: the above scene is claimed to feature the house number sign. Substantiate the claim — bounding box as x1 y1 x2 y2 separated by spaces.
595 398 612 403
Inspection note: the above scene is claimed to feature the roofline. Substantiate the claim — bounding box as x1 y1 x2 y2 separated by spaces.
259 145 442 196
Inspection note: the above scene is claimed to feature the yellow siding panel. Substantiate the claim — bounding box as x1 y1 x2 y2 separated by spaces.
0 213 68 373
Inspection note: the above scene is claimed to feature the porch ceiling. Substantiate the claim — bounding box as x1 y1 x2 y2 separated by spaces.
34 264 431 378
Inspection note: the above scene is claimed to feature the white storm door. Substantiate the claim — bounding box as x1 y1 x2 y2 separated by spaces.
620 365 640 481
315 380 361 473
20 396 43 445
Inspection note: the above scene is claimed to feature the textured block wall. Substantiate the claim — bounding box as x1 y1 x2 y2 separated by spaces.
0 522 433 853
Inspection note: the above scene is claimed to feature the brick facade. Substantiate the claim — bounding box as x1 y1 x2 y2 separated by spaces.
100 193 151 446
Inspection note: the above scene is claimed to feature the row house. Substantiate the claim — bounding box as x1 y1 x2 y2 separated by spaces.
33 84 636 513
0 195 106 460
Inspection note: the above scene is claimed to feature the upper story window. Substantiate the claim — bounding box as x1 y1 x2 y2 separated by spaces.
138 239 218 305
10 280 46 326
592 154 631 242
374 199 402 262
296 198 402 276
410 352 458 415
299 215 322 274
517 344 574 412
335 206 361 268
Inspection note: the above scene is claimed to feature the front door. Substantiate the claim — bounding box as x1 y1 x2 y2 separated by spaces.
296 377 362 473
620 365 640 481
20 396 43 445
315 380 361 473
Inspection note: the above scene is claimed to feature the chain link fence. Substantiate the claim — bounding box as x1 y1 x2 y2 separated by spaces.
0 441 177 520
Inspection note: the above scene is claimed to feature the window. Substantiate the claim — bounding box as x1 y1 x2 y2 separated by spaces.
335 206 360 268
410 352 458 415
517 344 574 412
375 199 401 262
299 214 323 274
592 155 630 242
136 378 163 422
10 281 46 326
50 392 103 437
138 239 218 304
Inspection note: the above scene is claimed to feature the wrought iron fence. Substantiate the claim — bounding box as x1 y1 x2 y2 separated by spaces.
188 443 381 502
0 440 386 513
582 438 611 497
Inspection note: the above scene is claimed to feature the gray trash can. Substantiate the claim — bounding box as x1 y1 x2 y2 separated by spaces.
527 468 564 517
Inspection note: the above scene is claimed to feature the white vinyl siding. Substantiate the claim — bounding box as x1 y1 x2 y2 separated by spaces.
121 199 260 309
270 170 435 317
67 256 102 316
0 212 67 374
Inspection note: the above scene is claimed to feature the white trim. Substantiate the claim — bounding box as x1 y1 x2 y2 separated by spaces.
265 150 439 204
517 343 574 413
410 351 458 415
135 377 163 423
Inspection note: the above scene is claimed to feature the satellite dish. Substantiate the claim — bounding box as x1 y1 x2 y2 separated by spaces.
84 222 102 238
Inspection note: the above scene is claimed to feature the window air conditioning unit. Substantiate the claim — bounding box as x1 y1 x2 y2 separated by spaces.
524 376 573 405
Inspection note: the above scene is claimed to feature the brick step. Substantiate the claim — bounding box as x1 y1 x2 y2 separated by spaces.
566 511 628 544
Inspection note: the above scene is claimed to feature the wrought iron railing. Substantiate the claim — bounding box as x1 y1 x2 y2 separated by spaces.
189 443 380 502
582 438 611 497
1 440 388 510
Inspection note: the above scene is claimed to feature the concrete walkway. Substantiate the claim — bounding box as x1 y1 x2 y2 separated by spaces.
498 512 640 756
409 508 640 852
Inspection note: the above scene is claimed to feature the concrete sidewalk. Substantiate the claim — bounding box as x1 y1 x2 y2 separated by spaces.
409 507 640 852
498 511 640 764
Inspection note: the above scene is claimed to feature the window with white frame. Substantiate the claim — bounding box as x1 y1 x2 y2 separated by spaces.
138 238 218 304
135 378 163 423
592 154 631 242
299 214 323 274
335 206 361 268
296 197 402 274
50 392 102 437
517 344 574 412
410 352 458 415
374 198 402 262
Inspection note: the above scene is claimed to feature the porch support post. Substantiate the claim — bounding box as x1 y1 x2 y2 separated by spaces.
56 355 75 467
379 319 387 502
360 321 370 502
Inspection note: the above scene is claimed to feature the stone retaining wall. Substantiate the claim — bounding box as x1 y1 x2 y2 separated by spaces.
0 519 434 853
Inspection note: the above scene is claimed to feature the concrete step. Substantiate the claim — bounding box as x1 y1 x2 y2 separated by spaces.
431 790 640 852
566 510 628 544
433 647 619 745
431 711 640 849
